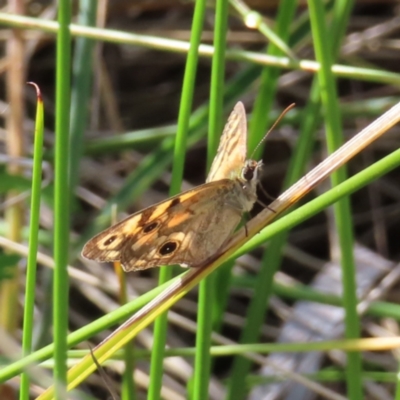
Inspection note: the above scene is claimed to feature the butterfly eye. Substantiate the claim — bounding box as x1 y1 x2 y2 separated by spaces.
143 221 159 233
243 167 254 181
158 241 178 255
242 160 259 182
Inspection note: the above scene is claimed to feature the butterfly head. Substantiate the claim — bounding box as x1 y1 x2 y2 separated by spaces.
230 159 262 212
241 159 262 185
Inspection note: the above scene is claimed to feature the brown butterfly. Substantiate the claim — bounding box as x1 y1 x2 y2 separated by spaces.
82 102 262 271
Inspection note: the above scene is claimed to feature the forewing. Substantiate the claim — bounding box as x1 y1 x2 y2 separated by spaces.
82 181 242 271
206 101 247 183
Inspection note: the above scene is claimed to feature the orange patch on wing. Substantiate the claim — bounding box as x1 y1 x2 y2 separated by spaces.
167 211 193 228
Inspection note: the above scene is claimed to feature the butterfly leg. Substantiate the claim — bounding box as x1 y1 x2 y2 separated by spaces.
258 182 275 201
256 198 277 213
244 222 249 237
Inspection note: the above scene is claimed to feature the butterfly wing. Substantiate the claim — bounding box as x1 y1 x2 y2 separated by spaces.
82 180 243 271
206 101 247 183
83 102 253 271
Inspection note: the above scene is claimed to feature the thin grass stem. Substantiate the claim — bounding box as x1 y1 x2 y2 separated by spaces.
53 1 72 396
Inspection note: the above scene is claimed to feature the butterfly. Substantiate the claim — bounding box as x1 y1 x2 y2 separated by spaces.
82 102 262 271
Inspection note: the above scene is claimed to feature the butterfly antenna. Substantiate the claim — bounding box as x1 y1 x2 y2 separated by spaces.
89 345 120 400
250 103 296 159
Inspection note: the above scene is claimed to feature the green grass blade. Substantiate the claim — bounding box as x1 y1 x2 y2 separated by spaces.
192 0 229 397
231 0 296 59
115 262 137 399
308 0 362 398
395 360 400 400
226 1 297 398
69 0 96 203
2 14 400 86
53 1 72 396
206 0 229 164
148 1 207 399
64 336 400 364
248 0 297 154
19 84 44 400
